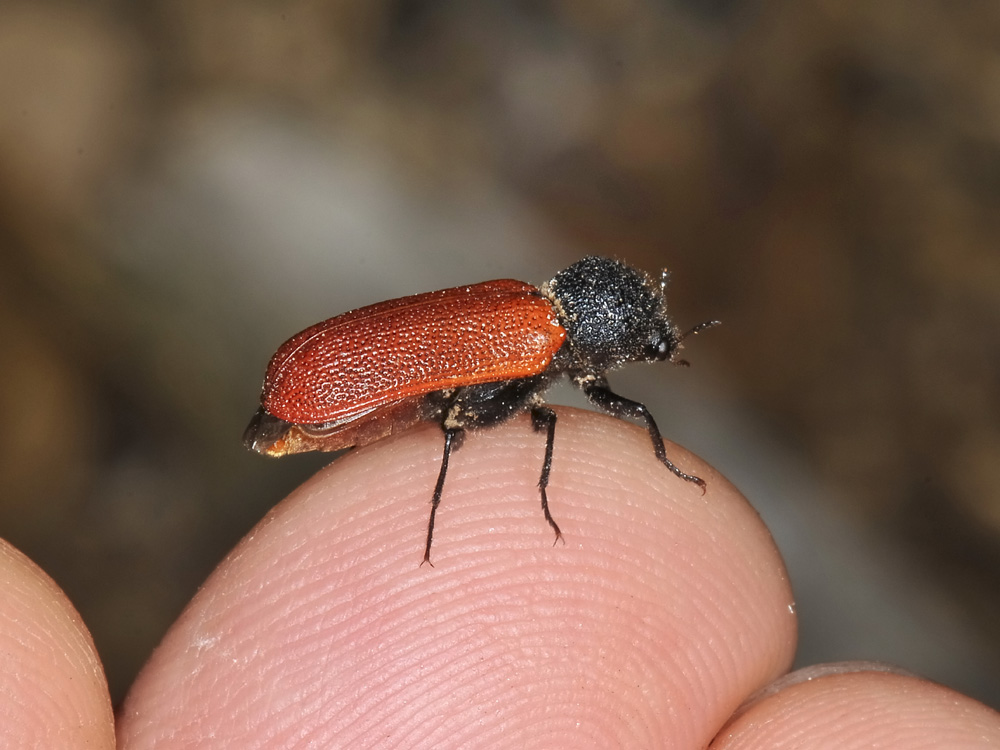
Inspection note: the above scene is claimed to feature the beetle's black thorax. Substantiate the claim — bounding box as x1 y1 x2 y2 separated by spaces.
542 256 680 376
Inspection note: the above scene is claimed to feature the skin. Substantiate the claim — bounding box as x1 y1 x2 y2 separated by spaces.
2 408 998 747
0 539 114 747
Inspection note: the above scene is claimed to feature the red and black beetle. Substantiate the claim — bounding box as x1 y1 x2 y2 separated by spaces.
244 256 718 563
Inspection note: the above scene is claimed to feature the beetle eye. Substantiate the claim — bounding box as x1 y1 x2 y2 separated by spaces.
645 338 671 361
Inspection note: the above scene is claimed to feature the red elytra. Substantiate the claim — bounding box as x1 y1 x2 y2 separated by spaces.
262 279 565 434
245 256 718 564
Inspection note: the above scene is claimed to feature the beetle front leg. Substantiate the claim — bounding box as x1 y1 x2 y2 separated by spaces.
580 379 706 493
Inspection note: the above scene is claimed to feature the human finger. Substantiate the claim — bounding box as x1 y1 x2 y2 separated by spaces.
0 538 114 748
712 662 1000 749
119 408 795 748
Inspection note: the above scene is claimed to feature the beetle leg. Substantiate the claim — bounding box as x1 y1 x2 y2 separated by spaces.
530 405 564 545
422 426 461 566
579 380 706 493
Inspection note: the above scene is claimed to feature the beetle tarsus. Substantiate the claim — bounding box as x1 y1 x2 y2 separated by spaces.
660 455 708 495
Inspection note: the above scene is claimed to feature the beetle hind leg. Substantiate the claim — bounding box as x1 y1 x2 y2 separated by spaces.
420 389 469 566
422 426 462 566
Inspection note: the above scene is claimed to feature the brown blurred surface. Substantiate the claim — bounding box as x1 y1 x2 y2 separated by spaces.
0 1 998 706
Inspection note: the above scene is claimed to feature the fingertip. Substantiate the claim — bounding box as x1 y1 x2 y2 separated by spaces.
121 408 794 748
0 539 114 749
713 666 1000 749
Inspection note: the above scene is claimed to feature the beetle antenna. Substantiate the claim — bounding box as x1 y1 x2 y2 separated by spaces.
669 320 720 367
678 319 721 342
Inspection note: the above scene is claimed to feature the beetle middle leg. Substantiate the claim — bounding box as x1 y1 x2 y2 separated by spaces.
580 378 706 493
530 405 564 545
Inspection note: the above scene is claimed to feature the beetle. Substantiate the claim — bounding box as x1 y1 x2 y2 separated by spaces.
244 256 718 564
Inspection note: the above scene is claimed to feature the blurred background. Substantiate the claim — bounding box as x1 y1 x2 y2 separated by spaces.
1 0 998 709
